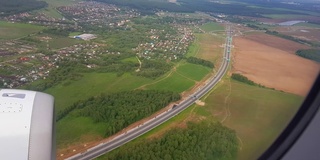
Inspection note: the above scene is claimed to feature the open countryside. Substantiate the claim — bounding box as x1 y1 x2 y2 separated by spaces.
0 0 319 160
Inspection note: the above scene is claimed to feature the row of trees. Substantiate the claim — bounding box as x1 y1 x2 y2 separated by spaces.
265 30 315 46
104 121 238 160
231 73 256 86
61 90 181 137
186 57 214 68
231 73 269 89
296 49 320 63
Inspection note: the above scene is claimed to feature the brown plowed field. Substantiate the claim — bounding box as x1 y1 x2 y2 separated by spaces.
232 34 320 96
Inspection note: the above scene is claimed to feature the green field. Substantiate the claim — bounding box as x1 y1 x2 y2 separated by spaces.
185 38 200 57
57 116 107 148
196 33 225 63
46 73 152 113
121 56 139 63
200 22 224 32
69 32 82 37
48 37 82 49
176 62 211 81
145 71 196 93
0 21 45 40
203 79 303 160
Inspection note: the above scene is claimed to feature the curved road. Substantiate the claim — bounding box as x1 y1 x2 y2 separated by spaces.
66 25 233 160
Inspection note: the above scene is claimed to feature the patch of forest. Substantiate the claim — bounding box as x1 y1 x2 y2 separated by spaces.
103 121 238 160
59 90 181 137
0 0 47 16
186 57 214 68
296 49 320 63
134 59 172 79
95 0 307 17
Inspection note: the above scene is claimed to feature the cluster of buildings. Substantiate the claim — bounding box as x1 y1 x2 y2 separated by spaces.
57 1 139 28
0 40 107 88
3 12 73 29
135 25 194 60
0 1 215 88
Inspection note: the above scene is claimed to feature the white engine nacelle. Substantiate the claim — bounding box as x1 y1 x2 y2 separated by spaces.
0 89 55 160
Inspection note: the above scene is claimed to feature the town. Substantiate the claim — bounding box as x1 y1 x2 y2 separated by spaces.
0 1 214 89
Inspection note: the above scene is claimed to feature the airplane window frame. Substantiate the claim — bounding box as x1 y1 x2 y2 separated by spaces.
259 73 320 160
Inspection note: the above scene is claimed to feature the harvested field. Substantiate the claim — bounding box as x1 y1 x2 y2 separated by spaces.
233 34 320 96
242 33 309 53
274 26 320 42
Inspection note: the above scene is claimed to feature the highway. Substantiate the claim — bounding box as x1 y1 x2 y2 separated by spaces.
66 25 233 160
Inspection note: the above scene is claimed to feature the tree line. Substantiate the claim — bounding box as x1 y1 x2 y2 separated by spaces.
296 49 320 63
0 0 47 16
231 73 256 86
58 90 181 137
231 73 269 89
186 57 214 68
265 30 316 46
104 121 238 160
95 0 305 17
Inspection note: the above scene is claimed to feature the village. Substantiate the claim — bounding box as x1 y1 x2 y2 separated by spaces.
0 1 213 89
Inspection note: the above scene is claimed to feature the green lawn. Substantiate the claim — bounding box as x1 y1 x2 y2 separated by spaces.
185 38 200 57
121 56 139 63
200 22 224 32
203 79 303 160
0 21 44 40
69 32 82 37
176 62 211 81
145 72 195 93
46 73 152 113
48 37 82 49
57 116 107 148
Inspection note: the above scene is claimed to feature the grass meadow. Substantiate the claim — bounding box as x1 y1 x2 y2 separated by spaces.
200 22 224 32
0 21 44 40
145 71 196 93
48 37 81 49
176 63 211 81
203 79 303 160
47 73 152 113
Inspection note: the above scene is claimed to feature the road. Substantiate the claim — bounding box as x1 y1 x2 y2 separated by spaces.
66 25 233 160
